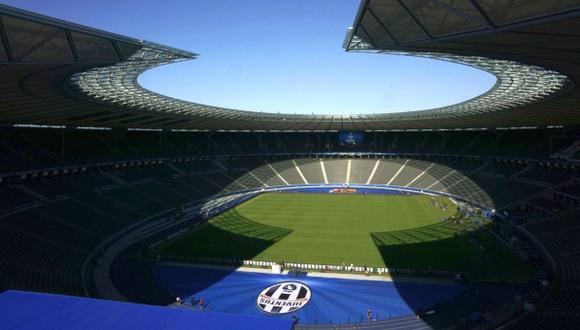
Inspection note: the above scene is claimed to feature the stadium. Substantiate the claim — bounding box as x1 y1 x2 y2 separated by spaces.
0 1 580 329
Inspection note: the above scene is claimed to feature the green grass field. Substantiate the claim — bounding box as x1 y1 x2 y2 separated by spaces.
158 192 532 281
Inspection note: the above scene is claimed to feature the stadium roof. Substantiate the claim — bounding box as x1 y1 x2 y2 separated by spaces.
1 2 580 131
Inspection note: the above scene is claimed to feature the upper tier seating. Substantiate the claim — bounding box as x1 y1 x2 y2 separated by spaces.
0 127 575 173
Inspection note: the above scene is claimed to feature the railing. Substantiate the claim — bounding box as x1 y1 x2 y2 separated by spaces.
158 255 459 278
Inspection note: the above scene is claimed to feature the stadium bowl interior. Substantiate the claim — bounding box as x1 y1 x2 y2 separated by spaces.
1 1 580 329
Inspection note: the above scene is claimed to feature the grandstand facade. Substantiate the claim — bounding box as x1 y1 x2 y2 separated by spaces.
1 1 580 329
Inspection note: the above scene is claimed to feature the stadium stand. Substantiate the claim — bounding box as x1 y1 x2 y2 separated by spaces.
349 159 377 183
271 160 302 184
369 159 406 184
2 152 574 298
1 127 579 173
516 210 580 329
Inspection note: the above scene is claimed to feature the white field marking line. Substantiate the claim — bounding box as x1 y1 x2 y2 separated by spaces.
268 163 289 185
405 163 434 187
346 159 351 184
292 160 308 184
320 160 328 184
366 159 381 184
249 171 269 187
426 170 457 190
386 159 409 185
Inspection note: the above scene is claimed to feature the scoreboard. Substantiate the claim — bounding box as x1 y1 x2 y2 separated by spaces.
338 131 363 146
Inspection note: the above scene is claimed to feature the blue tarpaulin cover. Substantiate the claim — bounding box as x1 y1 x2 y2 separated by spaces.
0 290 294 330
153 265 465 324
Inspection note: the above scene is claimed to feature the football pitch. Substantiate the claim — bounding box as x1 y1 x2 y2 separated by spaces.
158 192 532 281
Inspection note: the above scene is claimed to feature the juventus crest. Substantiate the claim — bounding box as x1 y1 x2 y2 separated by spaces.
256 281 311 314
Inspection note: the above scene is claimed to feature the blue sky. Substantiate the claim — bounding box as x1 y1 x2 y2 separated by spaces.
3 0 496 115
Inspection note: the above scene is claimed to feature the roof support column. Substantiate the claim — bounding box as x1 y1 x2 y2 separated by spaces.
0 15 15 61
64 30 80 62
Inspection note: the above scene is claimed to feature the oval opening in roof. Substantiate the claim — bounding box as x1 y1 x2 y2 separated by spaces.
134 1 496 116
139 51 496 116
